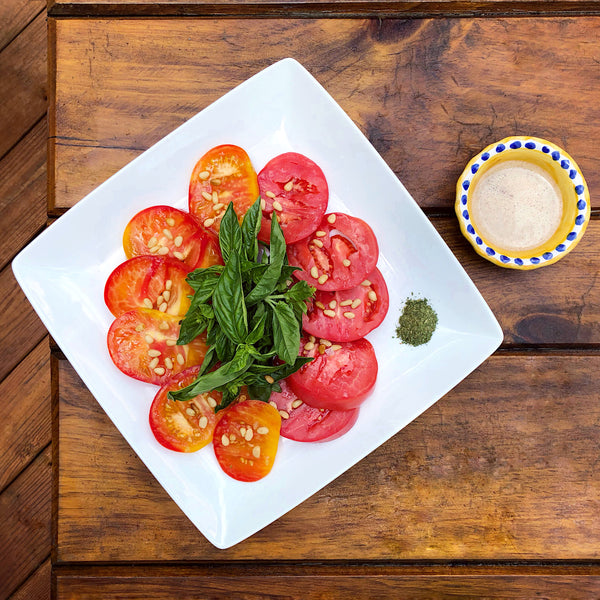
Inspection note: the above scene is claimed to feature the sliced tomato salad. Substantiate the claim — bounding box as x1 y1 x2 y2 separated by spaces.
269 379 359 443
150 367 223 452
287 212 379 292
189 144 259 234
104 255 193 318
303 268 389 342
257 152 329 244
123 205 222 270
288 335 378 411
107 308 208 385
213 400 281 482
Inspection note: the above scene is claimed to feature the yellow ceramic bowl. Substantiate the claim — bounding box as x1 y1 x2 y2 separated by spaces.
456 136 590 269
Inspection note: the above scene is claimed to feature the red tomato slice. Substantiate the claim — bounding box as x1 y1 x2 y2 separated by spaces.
213 400 281 482
302 268 389 342
287 212 379 291
257 152 328 244
104 255 193 318
149 366 222 452
107 308 208 385
269 378 359 442
189 144 259 234
123 205 222 270
287 336 377 410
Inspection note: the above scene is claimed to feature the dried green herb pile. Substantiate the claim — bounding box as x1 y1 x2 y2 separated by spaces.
396 297 438 346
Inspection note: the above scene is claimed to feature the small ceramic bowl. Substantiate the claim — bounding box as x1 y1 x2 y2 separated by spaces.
456 136 590 269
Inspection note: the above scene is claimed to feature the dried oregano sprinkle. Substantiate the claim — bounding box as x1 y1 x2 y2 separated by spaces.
396 297 438 347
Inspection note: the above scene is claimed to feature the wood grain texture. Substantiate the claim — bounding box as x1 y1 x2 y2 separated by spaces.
0 264 47 382
0 339 51 492
50 17 600 212
10 559 51 600
0 118 47 270
55 353 600 561
54 565 600 599
0 446 51 600
0 0 44 51
45 0 600 18
0 12 46 160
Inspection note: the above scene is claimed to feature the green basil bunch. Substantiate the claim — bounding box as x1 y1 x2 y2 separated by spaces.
168 198 315 411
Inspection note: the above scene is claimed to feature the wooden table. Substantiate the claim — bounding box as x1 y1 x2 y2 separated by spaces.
49 0 600 595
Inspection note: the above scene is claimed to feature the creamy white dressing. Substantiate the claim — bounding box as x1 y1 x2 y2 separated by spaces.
471 160 563 252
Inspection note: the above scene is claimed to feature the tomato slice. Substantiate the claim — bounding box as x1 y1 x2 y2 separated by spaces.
107 308 208 385
123 205 222 270
287 212 379 291
269 378 359 442
104 255 193 318
302 268 389 342
257 152 328 244
149 366 222 452
212 400 281 482
287 336 378 410
189 144 259 234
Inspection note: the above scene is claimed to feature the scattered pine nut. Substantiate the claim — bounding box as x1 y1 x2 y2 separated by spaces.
252 446 261 458
343 259 351 267
173 251 184 260
257 426 269 435
323 309 336 318
315 230 327 237
159 302 168 312
166 217 176 227
272 200 283 212
221 434 230 447
147 349 161 357
312 239 323 248
279 410 290 419
343 312 356 319
204 218 215 228
176 354 185 365
164 357 174 370
265 375 275 384
158 246 169 255
166 339 177 346
165 280 173 290
199 416 208 429
318 274 328 285
201 191 212 201
163 228 173 240
327 214 336 224
154 367 165 376
199 170 210 180
368 290 377 302
291 399 303 409
340 299 353 307
265 191 276 199
144 334 154 344
163 290 171 301
148 237 158 248
174 235 183 247
310 266 319 279
351 298 362 309
143 298 153 309
361 279 372 286
329 300 337 309
284 180 293 191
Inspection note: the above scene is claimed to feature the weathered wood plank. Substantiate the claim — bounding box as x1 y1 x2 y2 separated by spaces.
9 558 50 600
0 12 46 160
54 565 600 599
0 118 47 271
0 339 51 493
0 265 47 382
0 447 51 600
55 353 600 561
0 0 44 51
50 18 600 212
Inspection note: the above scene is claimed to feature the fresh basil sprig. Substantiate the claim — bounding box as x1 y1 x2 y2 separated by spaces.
168 198 315 411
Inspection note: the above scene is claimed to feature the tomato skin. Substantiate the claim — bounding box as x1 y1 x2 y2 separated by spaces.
257 152 328 244
287 212 379 291
213 400 281 482
123 205 222 271
107 308 208 385
288 336 377 410
303 268 389 342
269 379 359 442
104 256 193 318
189 145 259 234
149 367 222 452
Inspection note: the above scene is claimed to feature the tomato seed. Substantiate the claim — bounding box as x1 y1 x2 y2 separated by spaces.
166 339 177 346
158 246 169 256
164 357 174 370
240 427 246 437
304 341 315 351
351 299 362 309
199 170 210 180
166 217 176 227
315 301 325 310
204 218 215 228
154 367 165 376
343 259 351 267
173 251 184 260
149 358 159 369
312 239 323 248
323 309 336 318
143 298 153 309
221 434 230 447
284 180 294 192
257 426 269 435
310 266 319 279
368 291 377 302
266 191 276 199
185 407 195 416
159 321 170 330
272 200 283 212
144 334 154 344
176 354 185 365
343 312 356 319
329 300 337 309
260 198 266 210
340 299 353 307
361 280 372 286
320 339 332 347
147 349 161 357
148 237 158 248
245 428 254 441
213 203 224 212
315 230 327 237
279 410 290 419
174 236 183 247
156 295 164 306
212 191 219 203
252 446 261 458
327 214 336 224
269 401 277 409
135 324 144 332
291 399 303 409
207 396 217 408
199 416 208 429
149 245 160 254
201 191 212 201
318 274 328 285
331 345 342 352
165 280 173 290
162 229 173 240
159 302 168 312
212 178 221 186
163 290 171 301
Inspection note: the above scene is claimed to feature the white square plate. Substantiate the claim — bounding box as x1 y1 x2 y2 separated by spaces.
13 58 502 549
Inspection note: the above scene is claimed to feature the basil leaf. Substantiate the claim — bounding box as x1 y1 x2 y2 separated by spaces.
197 345 217 377
186 265 223 292
168 344 254 401
241 197 262 262
177 302 214 344
246 311 268 345
213 251 248 343
247 383 273 403
272 301 301 364
245 217 287 305
218 202 242 263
